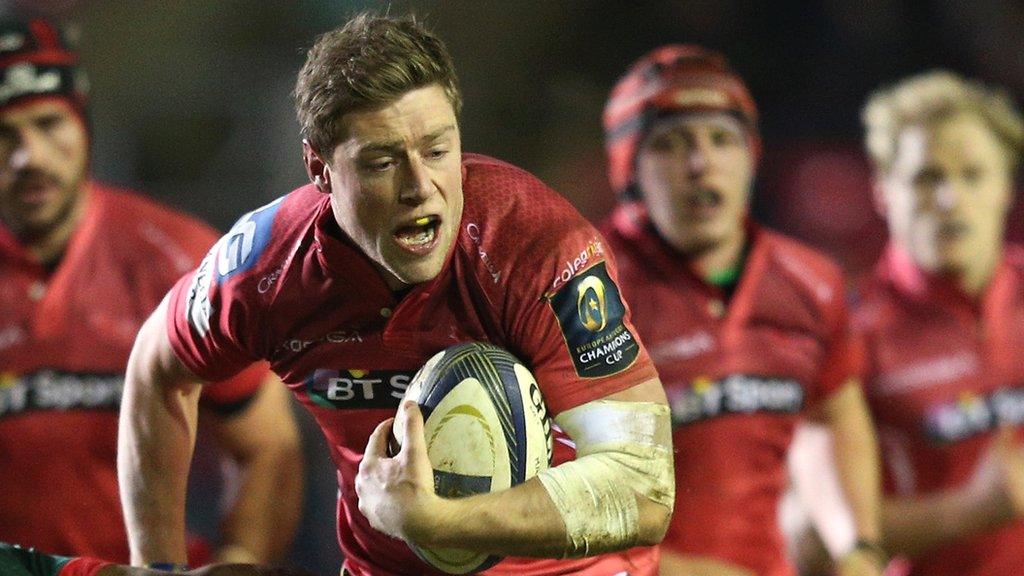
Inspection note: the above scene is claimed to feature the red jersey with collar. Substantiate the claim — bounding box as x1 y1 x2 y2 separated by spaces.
854 245 1024 576
601 206 855 576
0 183 264 562
165 154 660 576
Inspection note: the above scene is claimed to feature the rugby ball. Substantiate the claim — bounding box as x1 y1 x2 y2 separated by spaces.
396 342 553 574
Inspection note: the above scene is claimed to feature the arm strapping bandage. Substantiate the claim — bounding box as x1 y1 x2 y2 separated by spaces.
536 400 674 557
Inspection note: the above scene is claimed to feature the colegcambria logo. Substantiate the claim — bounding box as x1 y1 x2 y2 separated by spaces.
668 374 805 426
550 238 604 291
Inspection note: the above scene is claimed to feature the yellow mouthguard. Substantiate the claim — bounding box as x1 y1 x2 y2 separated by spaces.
415 217 431 226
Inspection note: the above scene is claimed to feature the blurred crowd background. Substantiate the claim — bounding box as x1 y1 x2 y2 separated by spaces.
2 0 1022 573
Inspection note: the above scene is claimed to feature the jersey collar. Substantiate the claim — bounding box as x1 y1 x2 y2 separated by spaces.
879 242 1018 315
609 202 762 294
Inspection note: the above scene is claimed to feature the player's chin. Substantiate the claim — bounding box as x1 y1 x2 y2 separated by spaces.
5 205 64 236
933 248 972 276
677 224 734 254
388 254 448 287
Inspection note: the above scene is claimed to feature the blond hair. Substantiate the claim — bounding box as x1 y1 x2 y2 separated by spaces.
863 70 1024 172
293 13 461 155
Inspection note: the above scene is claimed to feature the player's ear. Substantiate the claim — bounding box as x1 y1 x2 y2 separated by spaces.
303 139 331 194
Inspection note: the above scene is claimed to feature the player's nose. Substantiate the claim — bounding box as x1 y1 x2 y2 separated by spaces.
683 147 709 179
933 182 965 213
399 156 437 205
9 130 48 171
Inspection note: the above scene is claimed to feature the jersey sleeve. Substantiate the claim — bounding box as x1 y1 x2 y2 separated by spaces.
164 215 271 410
810 286 861 404
166 198 285 382
165 238 262 383
199 360 272 415
502 212 658 416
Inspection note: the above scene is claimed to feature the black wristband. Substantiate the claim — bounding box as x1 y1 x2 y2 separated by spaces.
853 538 888 563
144 562 190 573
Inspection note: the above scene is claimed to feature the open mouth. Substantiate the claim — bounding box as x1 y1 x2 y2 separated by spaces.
686 187 723 217
393 214 442 254
936 221 967 240
12 182 58 207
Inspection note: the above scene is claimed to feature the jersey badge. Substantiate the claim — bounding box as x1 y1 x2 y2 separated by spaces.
547 261 639 378
216 196 285 282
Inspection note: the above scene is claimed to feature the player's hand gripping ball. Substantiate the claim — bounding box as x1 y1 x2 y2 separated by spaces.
392 342 554 574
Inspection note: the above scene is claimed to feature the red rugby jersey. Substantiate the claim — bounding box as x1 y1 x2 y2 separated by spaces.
601 206 854 576
166 154 659 576
855 245 1024 576
0 184 265 562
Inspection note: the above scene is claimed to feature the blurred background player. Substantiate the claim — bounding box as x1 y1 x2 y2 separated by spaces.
118 13 674 576
599 45 884 576
0 540 314 576
0 18 302 566
851 70 1024 575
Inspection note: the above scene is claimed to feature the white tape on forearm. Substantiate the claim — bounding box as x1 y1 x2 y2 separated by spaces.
536 400 674 557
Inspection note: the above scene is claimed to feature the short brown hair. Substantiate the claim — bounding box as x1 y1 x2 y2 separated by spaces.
863 70 1024 173
294 13 461 155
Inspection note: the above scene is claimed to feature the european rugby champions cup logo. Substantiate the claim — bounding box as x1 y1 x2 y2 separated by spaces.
576 276 607 333
548 260 639 378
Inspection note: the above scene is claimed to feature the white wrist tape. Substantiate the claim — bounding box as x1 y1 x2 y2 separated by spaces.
536 400 674 557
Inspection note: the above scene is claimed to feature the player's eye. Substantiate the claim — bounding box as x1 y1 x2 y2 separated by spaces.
426 147 449 160
914 167 943 187
34 114 64 132
710 128 740 147
962 165 983 185
362 157 396 172
646 132 683 152
0 126 16 146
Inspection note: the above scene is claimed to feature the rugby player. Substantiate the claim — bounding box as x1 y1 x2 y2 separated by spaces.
118 13 674 575
852 70 1024 575
0 18 302 565
599 45 884 576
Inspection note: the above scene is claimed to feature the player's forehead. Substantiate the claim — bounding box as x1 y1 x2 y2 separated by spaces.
894 113 1007 171
337 84 459 155
0 97 77 127
644 111 746 141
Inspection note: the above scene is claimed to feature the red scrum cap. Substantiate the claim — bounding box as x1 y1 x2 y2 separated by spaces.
603 45 759 199
0 19 87 111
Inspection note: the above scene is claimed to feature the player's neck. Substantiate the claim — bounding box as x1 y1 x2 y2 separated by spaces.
689 228 747 285
956 248 1000 298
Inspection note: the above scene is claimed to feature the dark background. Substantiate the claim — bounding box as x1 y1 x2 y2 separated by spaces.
3 1 1022 573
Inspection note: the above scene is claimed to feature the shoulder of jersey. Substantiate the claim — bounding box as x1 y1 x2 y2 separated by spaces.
761 228 845 308
92 183 218 242
90 184 224 273
460 153 588 264
206 184 323 287
458 154 595 297
461 153 583 231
